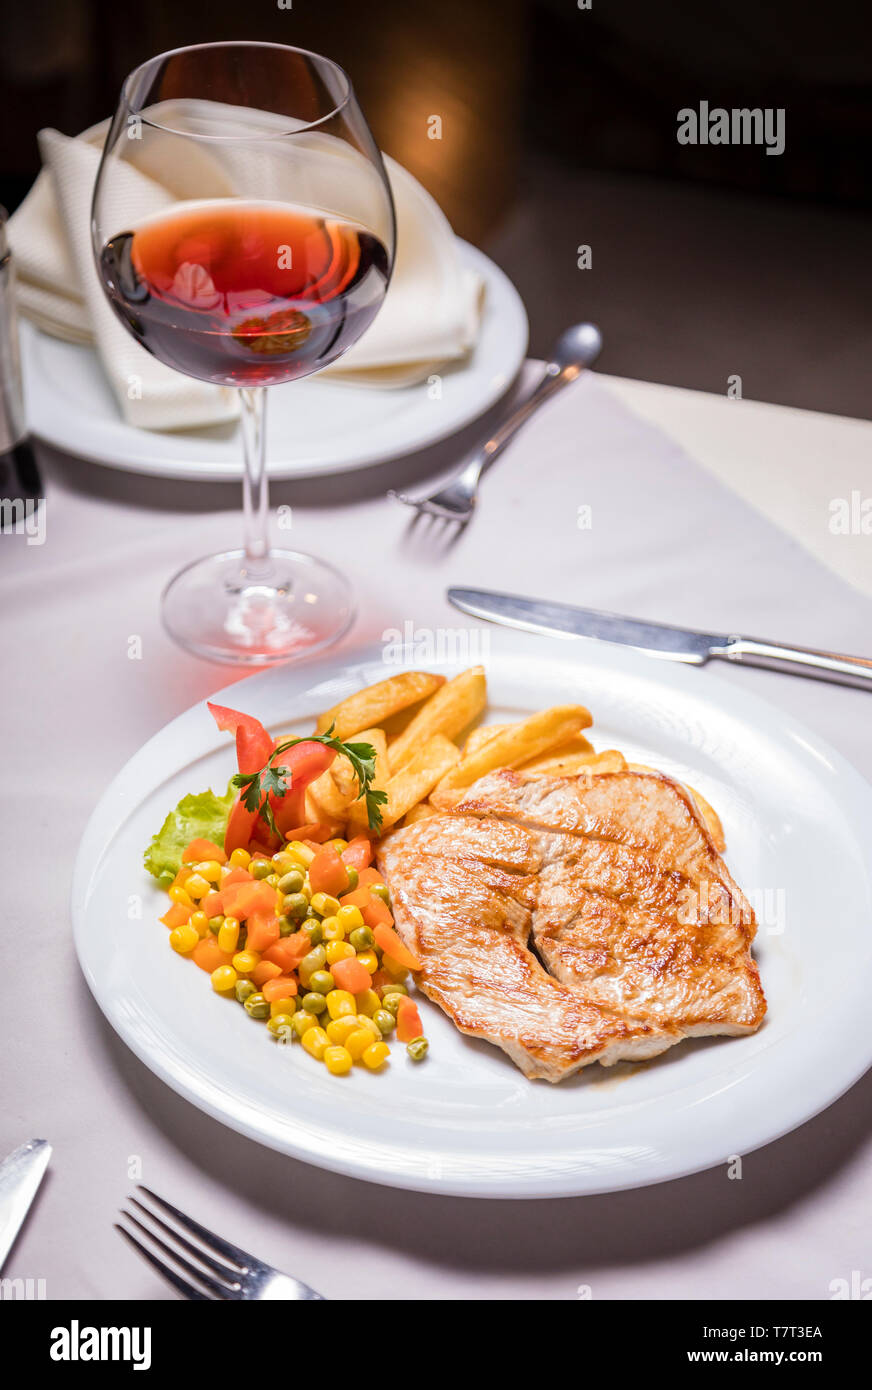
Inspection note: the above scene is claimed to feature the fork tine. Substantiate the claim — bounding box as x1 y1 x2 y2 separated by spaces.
136 1185 258 1272
115 1222 214 1301
129 1198 243 1286
121 1212 238 1300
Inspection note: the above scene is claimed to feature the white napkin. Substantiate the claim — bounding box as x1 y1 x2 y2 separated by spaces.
8 121 485 431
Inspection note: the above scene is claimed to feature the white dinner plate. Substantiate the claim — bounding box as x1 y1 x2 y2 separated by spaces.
72 635 872 1198
23 241 527 481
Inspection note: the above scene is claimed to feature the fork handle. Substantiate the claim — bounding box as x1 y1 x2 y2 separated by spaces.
465 359 582 480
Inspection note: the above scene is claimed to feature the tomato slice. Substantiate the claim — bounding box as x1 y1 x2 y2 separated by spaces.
207 702 274 775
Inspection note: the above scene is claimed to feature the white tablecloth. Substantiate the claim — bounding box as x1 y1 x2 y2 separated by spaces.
3 365 871 1300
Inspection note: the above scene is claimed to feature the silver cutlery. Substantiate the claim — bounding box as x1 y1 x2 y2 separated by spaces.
0 1139 51 1269
447 587 872 691
390 321 603 522
117 1186 324 1300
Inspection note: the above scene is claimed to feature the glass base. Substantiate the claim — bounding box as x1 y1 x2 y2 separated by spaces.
161 548 355 665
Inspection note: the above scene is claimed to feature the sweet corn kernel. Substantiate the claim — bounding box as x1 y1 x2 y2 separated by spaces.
326 1016 360 1046
383 956 410 983
232 950 260 974
189 910 210 938
356 950 379 975
326 989 356 1020
211 965 237 993
310 893 341 918
330 838 349 853
345 1027 376 1061
218 917 240 953
354 988 380 1018
229 847 251 869
362 1041 390 1070
325 940 355 965
324 1045 353 1075
169 923 199 954
336 904 364 931
288 840 316 866
184 873 211 901
270 997 297 1018
301 1025 330 1060
196 860 224 884
292 1011 318 1039
320 916 345 942
355 1014 381 1040
168 885 193 908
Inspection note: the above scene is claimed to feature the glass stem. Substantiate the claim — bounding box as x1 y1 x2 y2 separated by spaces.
240 386 270 576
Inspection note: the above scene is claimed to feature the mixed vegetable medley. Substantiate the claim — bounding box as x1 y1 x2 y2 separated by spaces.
144 701 427 1075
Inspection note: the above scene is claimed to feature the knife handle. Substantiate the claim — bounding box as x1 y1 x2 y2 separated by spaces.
716 636 872 690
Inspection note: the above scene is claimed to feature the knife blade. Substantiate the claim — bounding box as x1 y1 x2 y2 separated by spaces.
447 588 872 690
0 1139 51 1269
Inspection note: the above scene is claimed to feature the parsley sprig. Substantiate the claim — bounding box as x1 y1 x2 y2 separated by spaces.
231 724 387 835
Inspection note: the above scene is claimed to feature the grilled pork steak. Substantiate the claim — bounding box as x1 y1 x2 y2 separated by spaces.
377 769 766 1082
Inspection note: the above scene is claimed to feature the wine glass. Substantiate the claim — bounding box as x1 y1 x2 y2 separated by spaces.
91 41 395 664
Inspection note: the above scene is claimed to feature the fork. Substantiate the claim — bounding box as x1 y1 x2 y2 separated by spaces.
117 1185 324 1300
389 321 602 523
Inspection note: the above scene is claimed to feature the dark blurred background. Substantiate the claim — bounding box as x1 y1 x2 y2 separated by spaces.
1 0 870 416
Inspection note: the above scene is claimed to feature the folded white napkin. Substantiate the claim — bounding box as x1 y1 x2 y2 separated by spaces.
8 119 484 430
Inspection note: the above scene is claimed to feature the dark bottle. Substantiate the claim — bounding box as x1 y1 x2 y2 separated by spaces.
0 208 42 523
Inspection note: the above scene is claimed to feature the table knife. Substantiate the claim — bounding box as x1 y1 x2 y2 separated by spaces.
447 588 872 690
0 1139 51 1269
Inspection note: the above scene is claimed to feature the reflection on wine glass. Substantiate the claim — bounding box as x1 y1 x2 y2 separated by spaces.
92 41 395 664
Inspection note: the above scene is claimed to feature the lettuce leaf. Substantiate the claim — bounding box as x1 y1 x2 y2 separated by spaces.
144 782 236 886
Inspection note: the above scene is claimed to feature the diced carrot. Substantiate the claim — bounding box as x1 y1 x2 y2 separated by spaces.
361 895 393 932
308 844 350 897
161 903 192 928
262 976 298 1002
221 880 277 922
192 938 233 973
182 838 227 864
342 836 375 870
251 959 282 987
338 886 371 909
357 866 384 887
263 936 309 972
222 867 252 888
372 923 421 971
279 822 325 843
330 956 373 993
371 968 392 990
246 912 281 953
396 995 424 1042
202 891 224 918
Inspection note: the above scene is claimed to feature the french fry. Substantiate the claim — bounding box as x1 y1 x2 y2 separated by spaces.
525 748 626 778
388 667 487 770
402 802 439 825
350 734 460 834
331 727 389 800
518 734 596 772
436 705 592 791
316 672 445 741
628 762 726 851
306 768 351 822
462 723 510 756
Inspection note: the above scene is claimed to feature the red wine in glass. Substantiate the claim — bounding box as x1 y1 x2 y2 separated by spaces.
100 199 390 387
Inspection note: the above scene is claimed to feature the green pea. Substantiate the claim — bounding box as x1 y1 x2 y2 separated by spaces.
349 926 374 951
250 860 274 881
208 916 224 936
158 870 175 890
344 865 359 892
299 947 327 985
278 914 296 938
303 919 323 946
381 992 406 1017
278 869 305 895
302 992 327 1014
292 1010 317 1039
284 892 310 920
406 1037 429 1062
308 970 335 995
369 883 390 905
235 979 257 1004
268 1014 295 1040
373 1009 396 1036
244 992 270 1019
